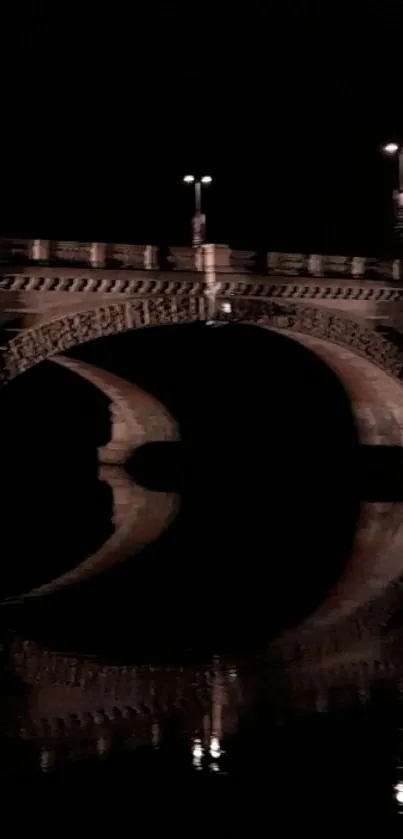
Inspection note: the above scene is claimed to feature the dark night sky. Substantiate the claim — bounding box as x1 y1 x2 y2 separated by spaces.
0 2 402 253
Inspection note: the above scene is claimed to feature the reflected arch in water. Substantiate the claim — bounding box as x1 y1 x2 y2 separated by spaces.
36 321 361 651
3 298 403 644
6 465 179 601
268 329 403 635
2 354 180 602
1 319 360 655
0 361 114 598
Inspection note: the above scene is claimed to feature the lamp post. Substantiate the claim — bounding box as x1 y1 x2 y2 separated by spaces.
183 174 212 247
383 142 403 250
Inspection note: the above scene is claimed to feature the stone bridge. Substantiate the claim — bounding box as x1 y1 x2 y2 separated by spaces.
3 237 403 754
2 239 403 366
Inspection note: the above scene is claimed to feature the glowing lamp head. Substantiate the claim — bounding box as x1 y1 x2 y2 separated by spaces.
201 175 213 184
384 142 399 155
183 174 195 183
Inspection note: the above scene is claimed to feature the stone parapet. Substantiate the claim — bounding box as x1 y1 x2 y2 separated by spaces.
0 238 401 281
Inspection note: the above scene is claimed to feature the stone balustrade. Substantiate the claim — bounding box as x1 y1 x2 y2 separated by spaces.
0 237 401 280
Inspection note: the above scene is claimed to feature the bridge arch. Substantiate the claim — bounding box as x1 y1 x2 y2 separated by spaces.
51 354 179 463
8 466 179 601
2 355 180 602
0 296 207 381
1 296 403 383
4 295 403 644
2 295 403 451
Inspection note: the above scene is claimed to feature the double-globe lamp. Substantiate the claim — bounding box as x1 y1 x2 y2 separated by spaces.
183 174 213 214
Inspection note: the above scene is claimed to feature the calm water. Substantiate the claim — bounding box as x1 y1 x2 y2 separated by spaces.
0 692 400 824
0 322 396 816
0 322 359 658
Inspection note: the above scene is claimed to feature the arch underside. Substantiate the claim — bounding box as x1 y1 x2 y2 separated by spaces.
51 354 180 462
2 295 403 381
3 295 403 683
4 356 180 602
270 330 403 637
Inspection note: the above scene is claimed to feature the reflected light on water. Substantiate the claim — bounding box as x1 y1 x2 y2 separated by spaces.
395 782 403 805
97 736 109 756
192 737 203 770
152 722 160 748
210 735 221 760
192 736 223 771
40 747 54 772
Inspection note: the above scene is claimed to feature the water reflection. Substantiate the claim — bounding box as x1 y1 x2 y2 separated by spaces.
12 465 178 601
0 362 113 599
0 321 397 813
1 323 360 656
0 638 239 780
0 462 114 600
395 723 403 814
395 782 403 805
0 636 400 819
192 737 203 769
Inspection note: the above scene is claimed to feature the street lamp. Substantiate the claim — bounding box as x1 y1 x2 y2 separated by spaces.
384 142 399 155
183 174 213 213
382 142 403 250
183 174 213 247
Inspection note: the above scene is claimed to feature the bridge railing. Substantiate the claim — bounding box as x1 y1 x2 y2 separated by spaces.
0 238 401 280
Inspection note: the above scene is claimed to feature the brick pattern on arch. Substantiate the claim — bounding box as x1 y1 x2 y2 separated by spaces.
216 298 403 378
1 295 207 381
1 296 403 383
